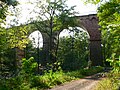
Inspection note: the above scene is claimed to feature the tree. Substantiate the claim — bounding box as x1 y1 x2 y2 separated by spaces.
0 0 18 5
31 0 78 63
83 0 120 4
0 1 9 62
0 0 15 76
0 0 31 76
97 1 120 59
0 0 21 54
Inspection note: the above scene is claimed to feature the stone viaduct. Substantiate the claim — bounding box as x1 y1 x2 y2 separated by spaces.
40 14 103 66
18 14 103 66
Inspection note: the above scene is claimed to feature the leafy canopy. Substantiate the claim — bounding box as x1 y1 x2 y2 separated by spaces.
97 0 120 58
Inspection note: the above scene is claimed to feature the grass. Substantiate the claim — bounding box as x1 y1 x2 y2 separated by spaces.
66 66 104 78
30 70 76 89
0 66 104 90
29 66 104 89
94 72 120 90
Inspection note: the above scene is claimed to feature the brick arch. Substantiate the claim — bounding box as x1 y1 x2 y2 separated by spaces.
17 14 103 66
76 15 100 40
76 14 103 66
41 14 103 66
59 27 90 35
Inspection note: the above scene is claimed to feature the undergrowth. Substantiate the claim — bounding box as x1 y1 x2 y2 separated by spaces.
94 72 120 90
0 57 104 90
94 54 120 90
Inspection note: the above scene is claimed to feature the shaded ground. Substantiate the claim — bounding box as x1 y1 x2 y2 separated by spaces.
49 73 105 90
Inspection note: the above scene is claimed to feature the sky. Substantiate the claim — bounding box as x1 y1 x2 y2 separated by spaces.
66 0 98 15
6 0 98 48
6 0 98 27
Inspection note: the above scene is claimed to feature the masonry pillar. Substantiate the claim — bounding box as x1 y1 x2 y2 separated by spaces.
90 40 103 66
42 33 50 64
42 31 59 64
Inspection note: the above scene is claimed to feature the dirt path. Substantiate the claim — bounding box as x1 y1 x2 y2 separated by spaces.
49 74 104 90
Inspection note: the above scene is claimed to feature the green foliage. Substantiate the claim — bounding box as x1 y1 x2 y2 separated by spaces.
0 48 17 78
7 25 29 50
0 2 16 78
0 26 30 77
84 0 120 61
83 0 101 4
31 70 69 88
45 60 62 72
0 3 31 75
31 66 103 89
0 75 33 90
66 66 103 78
106 53 120 73
0 57 37 90
21 57 38 75
32 0 78 34
83 0 120 4
86 1 120 89
0 2 8 54
81 66 104 76
58 29 89 70
94 77 120 90
0 63 103 90
32 0 79 62
0 0 18 5
94 71 120 90
0 28 7 57
0 4 7 21
97 0 120 66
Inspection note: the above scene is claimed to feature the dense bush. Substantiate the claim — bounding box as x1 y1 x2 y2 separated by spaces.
0 60 103 90
21 57 38 75
94 55 120 90
106 53 120 73
0 57 38 90
30 70 75 89
66 66 104 78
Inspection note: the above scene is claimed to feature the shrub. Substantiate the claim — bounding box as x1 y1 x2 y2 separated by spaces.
106 53 120 73
0 59 104 90
94 72 120 90
21 57 38 75
94 54 120 90
66 66 104 78
80 66 104 76
0 76 26 90
0 57 38 90
30 70 75 89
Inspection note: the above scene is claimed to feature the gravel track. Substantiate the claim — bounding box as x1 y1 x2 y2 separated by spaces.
49 74 104 90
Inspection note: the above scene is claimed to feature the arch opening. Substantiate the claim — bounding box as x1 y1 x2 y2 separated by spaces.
25 30 43 64
28 30 43 48
58 27 90 70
